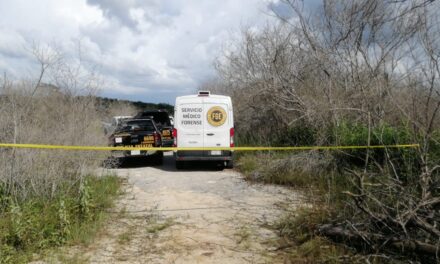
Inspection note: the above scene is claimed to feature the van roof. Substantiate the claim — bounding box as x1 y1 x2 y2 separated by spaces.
176 94 231 101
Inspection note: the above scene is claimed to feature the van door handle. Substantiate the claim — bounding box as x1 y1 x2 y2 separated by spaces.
206 133 214 136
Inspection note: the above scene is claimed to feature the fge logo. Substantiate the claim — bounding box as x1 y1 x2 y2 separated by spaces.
207 106 227 127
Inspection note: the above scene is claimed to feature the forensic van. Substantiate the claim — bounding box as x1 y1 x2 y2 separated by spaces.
173 91 234 169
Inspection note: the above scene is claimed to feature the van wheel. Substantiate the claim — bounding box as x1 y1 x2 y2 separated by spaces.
176 160 184 170
226 160 234 169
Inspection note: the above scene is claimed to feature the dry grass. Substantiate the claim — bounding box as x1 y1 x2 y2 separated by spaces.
0 84 108 200
237 152 335 189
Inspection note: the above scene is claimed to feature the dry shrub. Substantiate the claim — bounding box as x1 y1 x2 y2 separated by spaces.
0 83 108 200
211 0 440 147
0 44 109 201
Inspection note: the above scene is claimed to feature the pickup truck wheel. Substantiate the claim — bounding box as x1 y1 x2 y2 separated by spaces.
175 160 184 170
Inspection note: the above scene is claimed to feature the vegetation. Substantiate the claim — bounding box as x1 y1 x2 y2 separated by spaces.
237 151 335 188
209 0 440 261
1 0 439 262
0 174 121 263
274 208 363 263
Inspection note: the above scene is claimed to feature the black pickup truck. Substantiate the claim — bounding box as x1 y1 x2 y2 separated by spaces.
134 110 174 147
108 118 163 165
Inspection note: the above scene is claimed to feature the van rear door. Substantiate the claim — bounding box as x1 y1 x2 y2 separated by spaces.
203 102 230 150
177 103 204 148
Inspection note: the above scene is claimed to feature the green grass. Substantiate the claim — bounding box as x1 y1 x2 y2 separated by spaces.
0 175 122 264
235 153 260 175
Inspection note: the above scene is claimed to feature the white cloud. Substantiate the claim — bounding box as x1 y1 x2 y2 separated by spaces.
0 0 279 103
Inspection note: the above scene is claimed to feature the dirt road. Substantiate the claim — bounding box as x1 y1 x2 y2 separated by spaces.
82 152 303 263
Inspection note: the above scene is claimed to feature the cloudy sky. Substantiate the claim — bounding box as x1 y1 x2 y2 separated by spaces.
0 0 291 104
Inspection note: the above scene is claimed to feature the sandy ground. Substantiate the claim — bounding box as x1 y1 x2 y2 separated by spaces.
67 152 303 263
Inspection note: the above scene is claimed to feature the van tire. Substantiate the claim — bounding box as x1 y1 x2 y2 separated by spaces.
175 160 184 170
226 160 234 169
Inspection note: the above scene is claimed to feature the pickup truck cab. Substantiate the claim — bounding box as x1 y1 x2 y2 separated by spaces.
109 118 163 165
173 91 234 169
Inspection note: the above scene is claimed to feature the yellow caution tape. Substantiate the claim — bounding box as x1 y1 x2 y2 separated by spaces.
0 143 420 151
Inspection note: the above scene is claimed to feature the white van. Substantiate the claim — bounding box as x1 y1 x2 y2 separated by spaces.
173 91 234 169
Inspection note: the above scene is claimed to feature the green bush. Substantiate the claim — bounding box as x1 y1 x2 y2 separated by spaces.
236 121 439 262
236 120 432 187
332 122 421 177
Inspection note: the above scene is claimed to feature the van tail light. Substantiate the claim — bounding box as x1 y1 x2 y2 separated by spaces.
230 127 235 148
153 131 161 146
172 128 177 147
